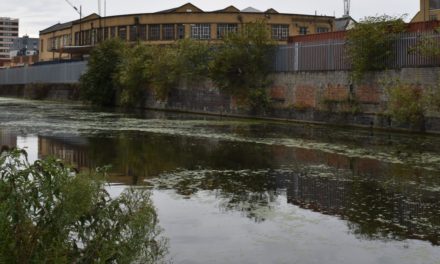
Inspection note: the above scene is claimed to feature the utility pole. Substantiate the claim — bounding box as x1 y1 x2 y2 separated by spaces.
64 0 82 45
343 0 350 17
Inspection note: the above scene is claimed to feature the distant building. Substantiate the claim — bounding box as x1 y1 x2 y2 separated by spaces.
11 35 39 55
412 0 440 22
39 3 336 62
0 17 19 66
334 16 357 31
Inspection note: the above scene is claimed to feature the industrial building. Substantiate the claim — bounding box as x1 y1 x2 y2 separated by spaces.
412 0 440 22
39 3 335 62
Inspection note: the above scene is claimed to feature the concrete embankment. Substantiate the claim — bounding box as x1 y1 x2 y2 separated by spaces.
1 67 440 133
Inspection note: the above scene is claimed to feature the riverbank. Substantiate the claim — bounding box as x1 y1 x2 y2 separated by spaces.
1 67 440 134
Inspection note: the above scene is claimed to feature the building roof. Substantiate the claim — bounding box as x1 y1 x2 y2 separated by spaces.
156 3 203 13
40 13 100 34
335 16 357 31
213 5 240 13
40 21 72 34
265 8 279 14
241 7 262 13
40 3 335 35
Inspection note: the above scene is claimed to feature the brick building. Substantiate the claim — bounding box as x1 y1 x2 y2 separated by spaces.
39 3 335 62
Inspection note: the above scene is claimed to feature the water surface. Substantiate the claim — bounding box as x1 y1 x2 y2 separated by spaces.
1 97 439 264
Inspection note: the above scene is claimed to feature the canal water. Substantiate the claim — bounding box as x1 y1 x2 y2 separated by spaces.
0 97 439 264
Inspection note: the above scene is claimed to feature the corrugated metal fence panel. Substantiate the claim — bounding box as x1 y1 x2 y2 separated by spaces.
273 32 440 72
0 61 88 85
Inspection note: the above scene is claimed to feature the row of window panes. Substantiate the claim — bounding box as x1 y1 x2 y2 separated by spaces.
46 23 331 48
271 25 289 40
217 24 238 39
430 0 440 9
0 38 14 42
47 34 72 51
0 22 18 26
0 33 18 37
0 27 18 31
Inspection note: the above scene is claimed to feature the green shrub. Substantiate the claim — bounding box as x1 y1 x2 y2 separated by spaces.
147 45 180 101
0 149 167 263
347 15 406 81
209 20 276 111
175 39 211 82
386 81 428 130
117 44 155 107
80 39 126 107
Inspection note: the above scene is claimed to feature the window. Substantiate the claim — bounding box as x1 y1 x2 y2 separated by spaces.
148 24 161 40
103 27 109 40
40 39 44 52
191 24 211 40
162 24 175 40
217 24 237 39
430 14 438 21
129 25 138 41
110 27 117 38
177 24 185 39
299 27 308 35
430 0 440 9
118 26 127 40
271 24 289 40
75 32 79 45
139 25 147 41
317 27 329 33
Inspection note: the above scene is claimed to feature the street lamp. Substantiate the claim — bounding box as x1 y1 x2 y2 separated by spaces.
64 0 82 45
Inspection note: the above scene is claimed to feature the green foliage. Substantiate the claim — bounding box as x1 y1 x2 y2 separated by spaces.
117 44 155 107
209 20 276 111
413 32 440 58
0 149 167 263
386 81 428 129
347 15 406 81
147 46 180 101
322 97 361 114
116 39 211 102
80 39 126 107
175 38 211 81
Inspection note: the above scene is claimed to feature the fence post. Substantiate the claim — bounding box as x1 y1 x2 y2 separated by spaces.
294 42 299 71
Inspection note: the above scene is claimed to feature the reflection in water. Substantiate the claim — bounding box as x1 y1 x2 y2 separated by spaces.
151 167 440 246
1 98 440 263
1 130 439 246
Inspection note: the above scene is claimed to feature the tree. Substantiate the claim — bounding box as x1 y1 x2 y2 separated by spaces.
0 149 167 263
117 44 155 107
80 39 126 107
209 20 276 111
347 15 406 81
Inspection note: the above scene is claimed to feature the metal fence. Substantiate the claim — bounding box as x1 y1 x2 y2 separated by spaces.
1 32 440 85
273 32 440 72
0 61 87 85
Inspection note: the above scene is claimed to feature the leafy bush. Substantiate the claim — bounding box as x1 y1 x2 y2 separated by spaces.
117 44 155 107
347 15 406 81
175 39 211 81
80 39 126 107
0 149 167 263
386 81 428 130
147 46 180 101
209 20 276 111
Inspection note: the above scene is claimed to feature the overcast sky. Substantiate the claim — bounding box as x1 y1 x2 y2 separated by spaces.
2 0 419 38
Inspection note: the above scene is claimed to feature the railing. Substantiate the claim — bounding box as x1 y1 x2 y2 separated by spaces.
0 61 87 85
274 32 440 72
1 32 440 86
